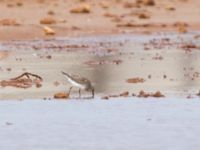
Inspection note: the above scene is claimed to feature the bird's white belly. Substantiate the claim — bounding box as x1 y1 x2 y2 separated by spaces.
68 78 85 89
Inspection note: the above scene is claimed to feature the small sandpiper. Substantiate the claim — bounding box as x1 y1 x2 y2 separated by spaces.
61 71 95 98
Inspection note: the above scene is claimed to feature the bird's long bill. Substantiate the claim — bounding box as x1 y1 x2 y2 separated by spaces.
92 89 95 98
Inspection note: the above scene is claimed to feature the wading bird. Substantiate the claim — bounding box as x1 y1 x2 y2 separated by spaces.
61 71 95 98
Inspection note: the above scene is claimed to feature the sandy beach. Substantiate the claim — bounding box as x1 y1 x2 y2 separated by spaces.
1 33 200 99
1 1 200 150
0 0 199 41
0 0 200 99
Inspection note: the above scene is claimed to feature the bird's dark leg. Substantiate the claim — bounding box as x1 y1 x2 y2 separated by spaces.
69 86 73 95
91 89 95 99
79 88 81 98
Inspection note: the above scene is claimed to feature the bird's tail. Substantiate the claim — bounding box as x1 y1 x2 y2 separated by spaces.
61 71 71 79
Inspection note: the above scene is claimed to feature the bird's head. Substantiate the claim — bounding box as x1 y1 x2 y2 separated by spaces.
86 85 95 98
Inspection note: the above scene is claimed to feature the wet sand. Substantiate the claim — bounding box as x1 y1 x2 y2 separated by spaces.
1 32 200 99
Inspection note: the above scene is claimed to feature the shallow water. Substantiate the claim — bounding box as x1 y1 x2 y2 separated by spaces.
0 32 200 99
0 98 200 150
